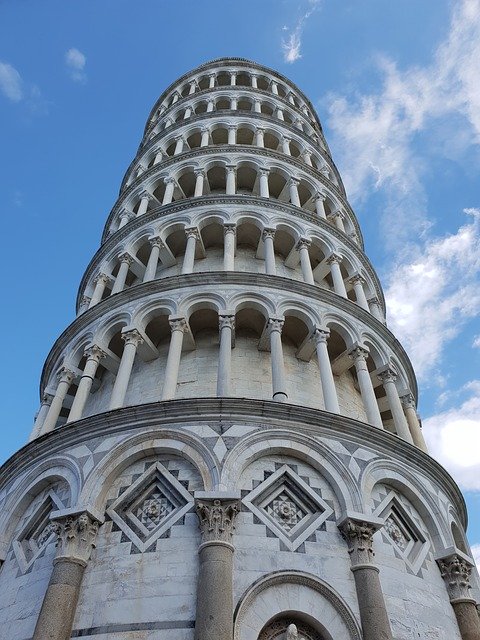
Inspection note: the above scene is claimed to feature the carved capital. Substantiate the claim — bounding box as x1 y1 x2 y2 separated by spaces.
195 498 240 545
224 223 236 236
400 392 416 410
84 345 107 363
262 227 276 241
93 272 111 286
225 164 237 174
437 554 474 602
314 191 326 202
219 315 235 331
326 253 342 265
338 518 379 567
121 329 144 347
296 237 311 251
349 274 365 286
288 177 300 187
258 167 270 177
53 513 100 565
120 211 135 223
314 328 330 345
148 235 165 249
57 367 76 385
367 296 381 307
348 345 369 363
268 317 285 334
139 190 154 201
194 168 205 178
80 295 91 308
163 176 176 185
377 367 397 385
185 227 200 241
169 317 187 333
42 392 54 406
118 252 133 266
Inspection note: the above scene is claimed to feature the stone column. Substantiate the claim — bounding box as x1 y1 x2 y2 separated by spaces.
259 168 270 197
208 73 216 88
200 127 210 147
262 228 276 275
67 346 106 423
437 553 480 640
32 513 100 640
276 107 284 121
378 368 413 443
226 165 236 195
162 177 176 205
182 227 200 274
349 275 370 311
111 253 133 295
184 106 192 119
227 125 237 145
194 169 205 197
315 193 327 218
282 136 291 155
269 317 288 402
230 71 237 85
143 236 164 282
230 97 237 110
119 210 135 228
217 315 234 397
289 178 301 207
30 393 54 440
194 495 241 640
189 80 197 95
174 135 184 155
288 92 295 104
78 295 91 315
327 254 348 298
314 329 340 413
349 346 383 428
153 149 163 165
89 273 111 308
338 517 393 640
161 317 187 400
251 74 258 88
172 92 179 104
137 191 153 217
254 99 261 113
302 150 313 166
270 80 279 95
401 393 428 452
329 210 346 232
206 100 214 113
297 238 314 285
255 127 265 147
109 329 144 410
223 224 236 271
368 296 385 322
41 368 76 434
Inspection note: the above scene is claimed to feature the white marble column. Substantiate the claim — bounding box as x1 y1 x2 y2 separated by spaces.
378 368 413 443
349 346 383 428
182 228 200 274
194 169 205 197
217 315 234 397
227 125 237 145
208 73 216 88
200 127 210 147
315 193 327 218
314 329 340 413
297 238 314 285
230 71 237 85
254 100 261 114
143 237 164 282
368 296 385 322
329 210 346 232
41 368 76 435
67 346 106 424
259 168 269 197
255 127 265 147
268 318 288 402
251 74 258 88
262 228 276 275
188 80 197 95
271 81 279 95
276 107 284 121
289 178 301 207
437 553 480 640
174 135 184 155
401 393 428 452
184 106 192 119
78 295 91 315
349 275 370 311
111 253 133 295
109 329 144 410
226 165 236 195
327 254 348 298
137 191 153 217
30 393 54 440
89 273 111 308
162 177 176 205
119 210 135 228
230 97 237 110
161 317 187 400
153 149 163 165
223 224 236 271
302 150 312 166
282 137 291 155
207 100 215 113
172 92 180 104
288 92 295 105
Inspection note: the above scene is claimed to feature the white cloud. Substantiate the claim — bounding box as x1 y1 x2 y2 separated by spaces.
423 381 480 491
282 0 321 64
385 209 480 380
65 48 87 83
0 61 23 102
473 335 480 348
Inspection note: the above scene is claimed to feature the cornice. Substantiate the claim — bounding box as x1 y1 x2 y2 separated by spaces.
104 145 358 245
47 272 411 397
0 398 466 526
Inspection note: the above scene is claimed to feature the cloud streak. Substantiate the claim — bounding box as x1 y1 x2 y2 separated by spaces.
65 48 87 83
0 61 23 102
282 0 321 64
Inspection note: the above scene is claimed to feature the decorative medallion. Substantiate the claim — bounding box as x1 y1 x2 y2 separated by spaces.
243 465 333 551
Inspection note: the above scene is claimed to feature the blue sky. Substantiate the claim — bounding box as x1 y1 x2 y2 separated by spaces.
1 0 479 561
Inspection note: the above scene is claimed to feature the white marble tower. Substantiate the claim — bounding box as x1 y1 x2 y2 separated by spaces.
0 58 479 640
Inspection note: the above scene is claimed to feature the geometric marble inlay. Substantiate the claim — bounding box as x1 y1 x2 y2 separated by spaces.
107 461 194 552
243 464 333 551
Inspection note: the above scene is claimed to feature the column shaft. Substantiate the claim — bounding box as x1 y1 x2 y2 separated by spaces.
111 255 131 295
259 171 269 197
89 275 110 307
269 319 287 402
263 231 276 275
315 194 326 218
182 230 198 274
350 348 383 428
67 347 105 423
315 331 340 413
401 395 428 452
380 372 413 443
143 239 162 282
351 277 370 311
289 179 300 206
109 331 143 410
161 319 186 400
194 171 205 197
41 370 75 434
223 226 236 271
226 167 236 195
162 179 175 205
297 241 314 285
328 257 347 298
217 316 234 397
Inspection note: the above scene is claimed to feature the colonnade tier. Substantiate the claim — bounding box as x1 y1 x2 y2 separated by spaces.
103 145 360 246
120 112 344 195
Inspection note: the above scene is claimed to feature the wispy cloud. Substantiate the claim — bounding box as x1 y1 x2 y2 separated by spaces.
473 335 480 348
282 0 321 64
65 48 87 83
0 61 23 102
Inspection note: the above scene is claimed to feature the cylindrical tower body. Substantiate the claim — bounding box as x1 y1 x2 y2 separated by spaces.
0 58 479 640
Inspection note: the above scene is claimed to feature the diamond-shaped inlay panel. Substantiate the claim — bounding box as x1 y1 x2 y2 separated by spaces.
107 462 194 552
243 465 333 551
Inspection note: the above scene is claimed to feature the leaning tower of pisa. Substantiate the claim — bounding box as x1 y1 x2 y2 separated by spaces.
1 58 479 640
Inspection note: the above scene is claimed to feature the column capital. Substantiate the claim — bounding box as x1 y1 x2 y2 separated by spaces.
139 190 154 201
163 176 176 185
52 513 100 566
288 176 300 186
338 516 382 567
118 252 133 266
326 252 343 265
201 125 210 133
296 237 311 251
328 209 344 220
120 210 136 222
400 392 416 409
223 223 236 236
437 553 475 602
93 272 111 286
219 315 235 331
314 191 327 202
268 317 285 333
319 164 330 175
314 328 330 344
195 496 241 546
377 365 398 385
42 392 54 405
57 367 76 385
258 166 270 177
225 164 236 173
262 227 276 241
367 296 381 306
79 295 91 308
174 133 185 142
83 344 107 363
255 125 265 133
148 235 165 249
227 123 237 131
121 328 144 347
282 135 292 142
185 226 200 241
348 344 370 362
194 167 206 177
169 316 188 333
349 274 366 286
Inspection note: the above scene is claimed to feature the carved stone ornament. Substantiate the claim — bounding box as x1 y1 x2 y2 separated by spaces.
121 328 144 347
268 317 285 334
219 315 235 331
437 554 474 602
54 513 100 565
84 344 107 362
195 498 240 544
338 518 379 567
